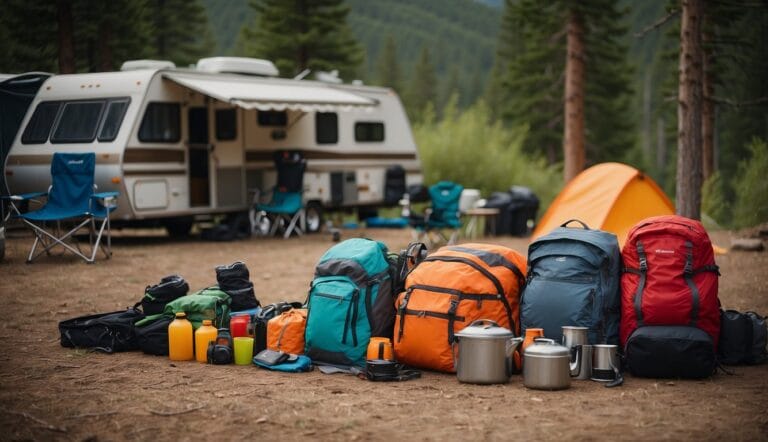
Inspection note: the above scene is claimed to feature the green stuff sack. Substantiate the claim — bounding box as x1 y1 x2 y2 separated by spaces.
135 286 231 330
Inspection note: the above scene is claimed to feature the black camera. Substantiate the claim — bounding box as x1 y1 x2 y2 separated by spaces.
206 328 234 364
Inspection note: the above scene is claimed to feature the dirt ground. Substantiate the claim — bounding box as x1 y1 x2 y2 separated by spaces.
0 227 766 441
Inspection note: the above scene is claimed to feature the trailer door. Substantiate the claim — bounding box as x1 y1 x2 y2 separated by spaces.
188 107 211 207
210 102 245 209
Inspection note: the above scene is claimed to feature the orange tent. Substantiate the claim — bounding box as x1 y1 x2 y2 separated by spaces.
531 162 674 247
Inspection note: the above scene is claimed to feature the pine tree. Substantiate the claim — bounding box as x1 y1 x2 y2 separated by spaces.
375 34 402 93
149 0 214 67
406 46 438 123
499 0 635 167
240 0 363 79
0 1 59 73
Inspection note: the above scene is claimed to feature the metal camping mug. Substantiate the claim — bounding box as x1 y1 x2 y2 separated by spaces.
561 326 591 380
591 345 619 382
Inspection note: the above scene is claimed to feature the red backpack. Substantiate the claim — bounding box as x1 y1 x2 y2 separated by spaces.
620 215 720 348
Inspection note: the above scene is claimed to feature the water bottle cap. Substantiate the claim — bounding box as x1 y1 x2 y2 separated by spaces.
202 319 212 326
175 312 186 319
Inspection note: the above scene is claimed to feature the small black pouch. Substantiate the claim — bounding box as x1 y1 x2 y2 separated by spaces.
142 275 189 315
59 307 145 353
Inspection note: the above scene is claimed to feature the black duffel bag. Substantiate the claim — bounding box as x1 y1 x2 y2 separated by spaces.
59 307 145 353
135 316 173 356
719 309 768 365
216 262 260 312
141 275 189 315
625 325 716 379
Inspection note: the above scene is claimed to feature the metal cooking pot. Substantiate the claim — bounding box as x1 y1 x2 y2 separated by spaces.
523 338 580 390
453 319 523 384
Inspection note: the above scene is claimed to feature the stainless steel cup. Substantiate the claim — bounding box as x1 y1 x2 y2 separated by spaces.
574 344 592 380
591 344 619 382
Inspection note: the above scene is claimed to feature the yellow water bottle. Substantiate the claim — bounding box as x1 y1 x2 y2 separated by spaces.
168 312 194 361
195 319 218 363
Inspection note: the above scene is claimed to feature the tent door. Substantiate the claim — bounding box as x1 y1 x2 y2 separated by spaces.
188 107 211 208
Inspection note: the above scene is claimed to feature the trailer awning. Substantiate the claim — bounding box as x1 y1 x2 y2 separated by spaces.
163 73 376 112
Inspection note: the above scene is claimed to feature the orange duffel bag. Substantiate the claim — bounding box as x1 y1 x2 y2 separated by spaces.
394 244 526 372
267 308 308 355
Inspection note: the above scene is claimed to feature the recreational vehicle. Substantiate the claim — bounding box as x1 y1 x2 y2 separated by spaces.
3 57 422 235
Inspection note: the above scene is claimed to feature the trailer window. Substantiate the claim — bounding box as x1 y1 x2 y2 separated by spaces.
21 102 61 144
257 110 287 126
139 102 180 142
315 112 338 144
98 99 130 142
51 101 105 143
216 108 237 141
354 122 384 142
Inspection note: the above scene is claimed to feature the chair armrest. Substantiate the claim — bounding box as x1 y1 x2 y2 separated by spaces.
4 191 48 201
91 192 119 210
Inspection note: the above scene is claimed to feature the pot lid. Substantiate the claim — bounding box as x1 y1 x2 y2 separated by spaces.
455 319 513 339
524 339 570 357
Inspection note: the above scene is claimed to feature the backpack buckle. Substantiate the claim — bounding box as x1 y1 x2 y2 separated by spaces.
639 257 647 271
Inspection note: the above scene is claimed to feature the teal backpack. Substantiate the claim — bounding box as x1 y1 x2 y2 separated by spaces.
305 238 395 367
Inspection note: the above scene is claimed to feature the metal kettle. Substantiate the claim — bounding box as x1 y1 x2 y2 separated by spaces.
453 319 523 384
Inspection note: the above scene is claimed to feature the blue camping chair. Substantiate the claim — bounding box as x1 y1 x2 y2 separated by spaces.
250 151 307 238
409 181 464 247
9 152 118 263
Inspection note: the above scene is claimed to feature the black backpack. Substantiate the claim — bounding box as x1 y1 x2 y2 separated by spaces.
59 307 145 353
216 261 260 312
141 275 189 315
719 309 768 365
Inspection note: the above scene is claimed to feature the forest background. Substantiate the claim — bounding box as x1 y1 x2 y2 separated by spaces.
1 0 766 228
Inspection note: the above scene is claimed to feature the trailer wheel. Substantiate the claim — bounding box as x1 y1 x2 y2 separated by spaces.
305 202 323 233
164 218 194 238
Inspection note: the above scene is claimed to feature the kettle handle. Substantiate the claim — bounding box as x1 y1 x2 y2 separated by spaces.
468 319 500 328
533 337 555 345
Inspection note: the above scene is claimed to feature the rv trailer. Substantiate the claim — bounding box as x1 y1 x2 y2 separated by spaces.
3 57 422 235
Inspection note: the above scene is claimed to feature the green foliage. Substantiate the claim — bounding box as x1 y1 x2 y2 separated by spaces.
0 0 213 73
731 139 768 229
207 0 500 111
374 35 402 92
701 172 729 227
499 0 635 166
406 47 438 123
239 0 363 79
149 0 214 67
414 97 562 210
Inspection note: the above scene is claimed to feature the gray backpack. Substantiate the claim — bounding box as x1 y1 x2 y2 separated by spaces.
521 220 621 344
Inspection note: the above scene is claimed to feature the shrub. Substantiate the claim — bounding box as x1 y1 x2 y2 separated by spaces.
731 138 768 228
413 97 562 211
701 171 730 228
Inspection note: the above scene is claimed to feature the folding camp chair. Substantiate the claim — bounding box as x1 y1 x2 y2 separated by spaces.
409 181 464 247
9 152 118 263
250 151 307 239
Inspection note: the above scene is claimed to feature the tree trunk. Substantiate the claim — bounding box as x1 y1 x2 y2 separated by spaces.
97 20 113 72
701 9 715 180
563 8 585 183
57 0 76 74
676 0 704 220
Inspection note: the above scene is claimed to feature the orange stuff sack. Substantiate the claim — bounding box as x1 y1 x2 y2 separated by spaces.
394 244 526 372
267 308 308 355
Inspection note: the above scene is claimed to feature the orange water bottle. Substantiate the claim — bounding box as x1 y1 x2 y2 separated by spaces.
169 312 194 361
195 319 218 363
